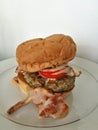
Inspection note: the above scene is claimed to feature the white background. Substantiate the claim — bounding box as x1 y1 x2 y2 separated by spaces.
0 0 98 63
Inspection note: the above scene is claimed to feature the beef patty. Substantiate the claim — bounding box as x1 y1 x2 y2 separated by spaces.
23 72 75 93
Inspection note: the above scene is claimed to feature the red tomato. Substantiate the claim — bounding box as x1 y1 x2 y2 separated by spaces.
39 70 66 79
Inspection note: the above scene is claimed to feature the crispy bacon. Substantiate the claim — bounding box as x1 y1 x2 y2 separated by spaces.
7 88 50 114
7 88 69 118
39 94 69 118
7 96 31 114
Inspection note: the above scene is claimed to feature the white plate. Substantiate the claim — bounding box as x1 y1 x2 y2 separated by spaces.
0 57 98 130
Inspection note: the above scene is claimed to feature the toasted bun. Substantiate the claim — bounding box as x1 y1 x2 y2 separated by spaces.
16 34 76 72
11 76 73 98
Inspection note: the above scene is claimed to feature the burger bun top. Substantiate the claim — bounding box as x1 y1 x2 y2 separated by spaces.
16 34 76 72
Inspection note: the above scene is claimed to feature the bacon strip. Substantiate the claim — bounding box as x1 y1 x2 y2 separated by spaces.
7 88 69 118
7 97 31 114
39 94 69 118
7 88 52 115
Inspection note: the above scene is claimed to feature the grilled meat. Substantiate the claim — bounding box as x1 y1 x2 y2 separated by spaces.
23 72 75 93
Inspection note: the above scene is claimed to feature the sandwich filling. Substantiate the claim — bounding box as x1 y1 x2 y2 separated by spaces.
23 72 75 93
16 64 81 94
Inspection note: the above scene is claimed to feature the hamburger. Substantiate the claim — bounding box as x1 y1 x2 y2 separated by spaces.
8 34 81 118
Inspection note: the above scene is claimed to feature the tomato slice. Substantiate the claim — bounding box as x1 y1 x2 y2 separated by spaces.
39 70 66 79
